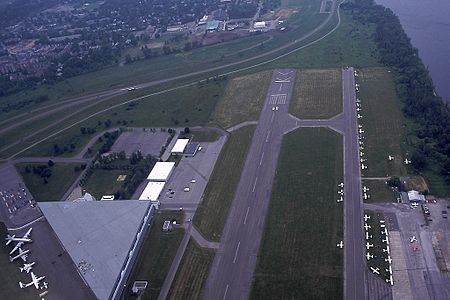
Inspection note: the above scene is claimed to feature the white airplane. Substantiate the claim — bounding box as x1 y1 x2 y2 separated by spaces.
338 182 344 187
385 256 393 264
388 155 394 161
404 158 411 165
359 141 364 146
382 236 390 245
20 262 35 274
365 232 372 240
383 247 390 255
410 236 417 243
337 196 344 203
380 224 386 228
338 189 344 195
361 164 367 170
363 193 370 200
379 220 385 224
381 228 388 235
5 228 32 245
363 214 370 222
360 158 366 163
10 248 30 262
40 282 48 290
356 107 361 112
356 98 361 103
366 252 374 260
337 241 344 249
386 265 393 274
10 241 25 255
370 266 380 275
357 114 362 119
386 275 394 285
411 202 419 208
362 186 370 193
364 223 371 231
359 129 364 134
366 242 374 249
19 272 45 289
358 124 362 128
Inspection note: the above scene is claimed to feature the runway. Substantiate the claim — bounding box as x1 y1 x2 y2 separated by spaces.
202 69 297 300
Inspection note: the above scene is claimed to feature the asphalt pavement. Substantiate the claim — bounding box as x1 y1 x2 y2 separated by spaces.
202 69 297 300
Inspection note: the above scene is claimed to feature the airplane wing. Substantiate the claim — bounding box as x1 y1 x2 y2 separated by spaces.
20 254 27 262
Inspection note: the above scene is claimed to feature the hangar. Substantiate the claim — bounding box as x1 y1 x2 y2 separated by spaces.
147 161 175 182
171 138 190 154
139 181 165 201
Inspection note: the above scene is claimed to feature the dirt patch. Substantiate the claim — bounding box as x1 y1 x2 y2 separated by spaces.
404 176 429 193
276 8 293 18
202 31 245 46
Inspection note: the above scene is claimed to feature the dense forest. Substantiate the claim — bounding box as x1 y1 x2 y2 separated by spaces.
343 0 450 185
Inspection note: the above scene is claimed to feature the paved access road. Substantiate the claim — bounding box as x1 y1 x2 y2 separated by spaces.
342 67 366 300
202 69 297 300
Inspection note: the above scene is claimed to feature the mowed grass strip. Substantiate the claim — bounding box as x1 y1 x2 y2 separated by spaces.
17 163 83 201
251 128 343 300
123 211 184 300
290 68 342 119
362 179 398 203
167 239 215 300
210 71 271 129
82 169 130 200
193 125 255 242
358 67 408 177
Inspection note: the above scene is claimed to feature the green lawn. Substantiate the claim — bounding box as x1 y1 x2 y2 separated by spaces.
251 127 343 299
357 67 408 178
193 125 255 242
82 169 130 200
0 223 36 300
167 239 215 300
190 130 221 143
290 68 342 119
124 211 185 300
209 71 271 128
362 179 398 203
17 163 83 201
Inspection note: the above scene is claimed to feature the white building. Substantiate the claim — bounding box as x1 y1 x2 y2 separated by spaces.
171 139 190 155
139 181 166 201
407 190 425 203
147 162 175 182
254 21 266 29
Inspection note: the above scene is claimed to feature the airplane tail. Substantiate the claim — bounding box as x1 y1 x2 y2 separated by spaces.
19 282 24 289
20 267 24 272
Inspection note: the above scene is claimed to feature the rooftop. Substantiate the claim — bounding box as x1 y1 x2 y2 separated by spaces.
139 181 165 201
171 138 190 154
147 161 175 181
39 200 151 300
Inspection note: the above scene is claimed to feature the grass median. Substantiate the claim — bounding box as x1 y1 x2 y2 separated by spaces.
193 125 256 242
251 127 343 299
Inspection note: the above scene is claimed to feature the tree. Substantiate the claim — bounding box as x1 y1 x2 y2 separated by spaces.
184 127 190 134
48 160 54 167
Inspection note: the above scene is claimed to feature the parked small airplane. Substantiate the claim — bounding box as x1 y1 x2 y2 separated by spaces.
382 236 390 245
337 196 344 203
366 242 374 250
411 202 419 208
357 114 362 119
361 164 367 170
40 282 48 290
386 265 393 274
363 214 371 222
365 232 372 240
360 158 366 163
386 275 393 285
356 98 361 103
388 155 394 161
337 241 344 249
359 128 364 134
338 189 344 195
338 182 344 188
385 256 393 264
364 223 371 231
410 236 417 243
379 220 385 224
356 107 361 112
363 186 370 193
404 158 411 165
366 252 374 260
363 193 370 200
10 248 30 262
383 247 390 255
20 262 35 274
19 272 45 289
381 228 388 235
360 151 365 157
5 228 32 245
370 266 380 275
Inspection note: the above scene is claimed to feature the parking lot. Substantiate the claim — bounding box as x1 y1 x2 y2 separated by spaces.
109 128 172 157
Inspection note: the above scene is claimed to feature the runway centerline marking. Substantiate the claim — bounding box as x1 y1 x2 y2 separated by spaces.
270 113 275 123
233 241 241 264
252 177 258 193
259 152 265 166
244 207 250 225
223 284 229 300
265 131 271 142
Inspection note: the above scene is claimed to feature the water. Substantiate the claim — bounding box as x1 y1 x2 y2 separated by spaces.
375 0 450 102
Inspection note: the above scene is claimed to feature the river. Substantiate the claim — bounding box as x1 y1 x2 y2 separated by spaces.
375 0 450 102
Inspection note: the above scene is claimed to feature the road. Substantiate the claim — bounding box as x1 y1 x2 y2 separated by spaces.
203 69 297 300
0 0 343 160
342 67 367 300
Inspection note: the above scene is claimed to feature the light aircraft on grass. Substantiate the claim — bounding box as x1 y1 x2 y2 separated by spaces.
383 247 390 255
19 272 45 289
364 214 371 222
338 189 344 195
382 236 390 245
363 193 370 200
385 256 393 264
365 232 373 240
410 236 417 243
370 266 380 275
337 196 344 203
5 228 32 245
359 128 364 134
366 242 374 250
404 158 411 165
366 252 374 260
10 248 30 262
363 186 370 193
361 164 367 170
364 223 371 231
338 182 344 187
337 241 344 249
20 262 35 273
386 275 394 285
388 155 394 161
357 114 362 119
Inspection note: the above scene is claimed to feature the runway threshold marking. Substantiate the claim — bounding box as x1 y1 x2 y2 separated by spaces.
252 177 258 193
259 152 265 166
244 206 250 225
223 284 229 300
233 241 241 264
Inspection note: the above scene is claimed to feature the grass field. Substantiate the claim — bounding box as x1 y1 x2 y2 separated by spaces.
167 239 215 300
82 169 130 200
357 68 408 178
0 223 36 300
251 127 343 299
179 129 221 143
17 163 83 201
362 179 398 203
193 125 255 242
123 211 184 300
209 71 271 128
290 68 342 119
11 80 226 158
